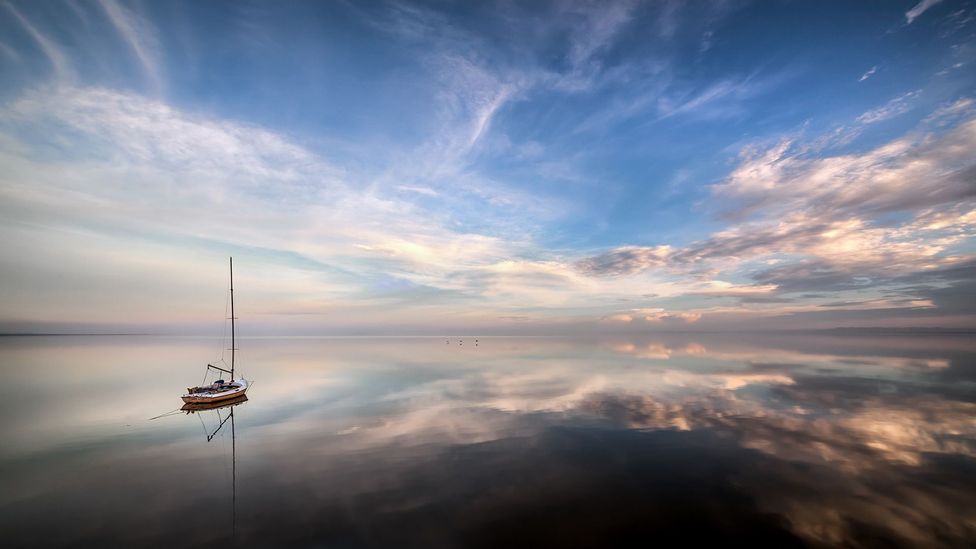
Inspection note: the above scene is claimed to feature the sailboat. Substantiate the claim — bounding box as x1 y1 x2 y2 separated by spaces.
182 257 250 404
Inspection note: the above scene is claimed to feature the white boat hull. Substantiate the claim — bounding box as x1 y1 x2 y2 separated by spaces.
181 379 249 403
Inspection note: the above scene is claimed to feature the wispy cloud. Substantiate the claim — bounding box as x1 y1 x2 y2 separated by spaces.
858 65 877 82
657 70 789 120
563 0 636 74
906 0 944 24
0 39 18 62
396 185 439 197
0 86 584 326
923 97 975 125
97 0 164 94
856 90 921 123
4 3 71 80
5 84 973 330
0 0 973 332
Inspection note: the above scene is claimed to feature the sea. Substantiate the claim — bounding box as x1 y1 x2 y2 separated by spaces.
1 333 974 547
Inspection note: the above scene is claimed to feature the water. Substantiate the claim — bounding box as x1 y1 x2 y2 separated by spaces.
1 333 974 547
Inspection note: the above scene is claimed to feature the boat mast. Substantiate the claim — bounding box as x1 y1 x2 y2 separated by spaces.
230 256 235 380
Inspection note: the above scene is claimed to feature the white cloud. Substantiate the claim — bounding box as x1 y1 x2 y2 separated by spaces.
4 3 71 80
715 114 975 217
1 0 973 332
655 71 789 121
0 86 549 322
396 185 439 197
905 0 944 24
98 0 163 94
564 0 636 70
923 97 975 125
0 86 678 329
577 113 976 324
856 90 921 123
601 308 702 324
858 65 877 82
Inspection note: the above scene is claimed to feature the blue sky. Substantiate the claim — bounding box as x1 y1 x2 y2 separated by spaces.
0 0 974 334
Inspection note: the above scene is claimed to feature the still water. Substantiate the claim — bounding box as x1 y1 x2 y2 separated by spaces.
1 333 974 547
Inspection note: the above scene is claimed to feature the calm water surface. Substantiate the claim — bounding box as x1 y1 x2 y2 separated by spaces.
1 334 975 547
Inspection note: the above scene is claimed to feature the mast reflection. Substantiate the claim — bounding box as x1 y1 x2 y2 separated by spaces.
182 395 247 541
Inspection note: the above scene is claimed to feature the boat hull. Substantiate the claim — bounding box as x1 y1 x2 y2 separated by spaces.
181 394 248 412
181 379 249 403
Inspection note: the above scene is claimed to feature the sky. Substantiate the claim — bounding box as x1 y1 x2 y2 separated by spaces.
0 0 974 335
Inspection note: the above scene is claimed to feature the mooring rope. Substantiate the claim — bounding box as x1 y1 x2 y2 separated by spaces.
147 408 183 421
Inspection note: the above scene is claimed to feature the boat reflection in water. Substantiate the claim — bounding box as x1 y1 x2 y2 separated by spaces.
181 394 247 542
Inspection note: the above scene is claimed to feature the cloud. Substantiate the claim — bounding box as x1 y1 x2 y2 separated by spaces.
564 0 636 70
97 0 163 94
659 79 743 117
579 206 974 281
905 0 944 24
923 97 975 125
2 86 338 193
656 71 788 120
714 117 976 217
577 245 672 276
645 309 702 323
13 83 952 326
855 90 921 123
699 30 714 53
0 40 20 62
601 308 702 324
575 112 976 325
0 85 677 330
689 280 778 297
396 185 439 197
0 85 558 325
0 2 973 332
4 3 71 80
858 65 877 82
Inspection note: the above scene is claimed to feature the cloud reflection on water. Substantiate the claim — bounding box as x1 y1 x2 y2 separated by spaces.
0 334 974 547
